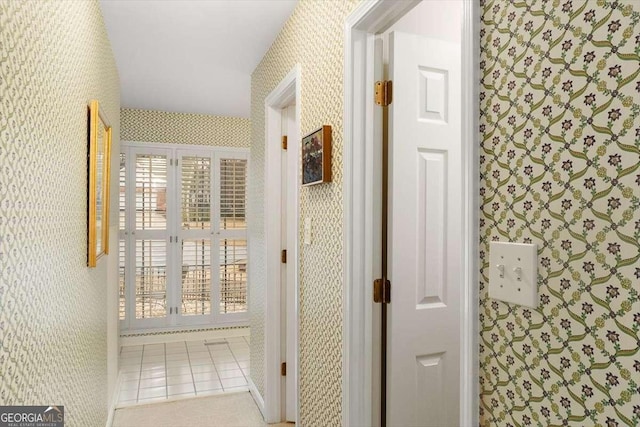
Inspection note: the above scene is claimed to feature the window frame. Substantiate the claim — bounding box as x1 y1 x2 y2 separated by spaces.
119 141 249 333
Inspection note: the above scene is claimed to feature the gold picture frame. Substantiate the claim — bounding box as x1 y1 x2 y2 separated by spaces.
88 100 112 267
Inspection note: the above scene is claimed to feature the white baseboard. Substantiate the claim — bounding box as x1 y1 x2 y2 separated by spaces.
120 327 249 347
248 378 265 419
106 372 123 427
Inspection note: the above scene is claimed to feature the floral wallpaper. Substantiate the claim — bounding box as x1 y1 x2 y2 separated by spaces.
480 0 640 426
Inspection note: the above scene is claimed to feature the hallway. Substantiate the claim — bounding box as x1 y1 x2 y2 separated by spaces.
2 0 640 426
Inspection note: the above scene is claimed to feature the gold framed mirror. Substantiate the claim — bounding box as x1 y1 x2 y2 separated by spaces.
88 100 112 267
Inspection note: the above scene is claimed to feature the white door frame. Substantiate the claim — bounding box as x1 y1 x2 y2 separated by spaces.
260 64 301 424
342 1 479 426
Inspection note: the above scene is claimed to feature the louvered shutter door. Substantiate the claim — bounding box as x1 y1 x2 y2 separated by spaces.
178 154 213 318
133 151 170 322
217 157 248 315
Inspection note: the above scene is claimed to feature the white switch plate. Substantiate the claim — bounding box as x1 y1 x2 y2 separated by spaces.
304 217 312 245
489 242 538 308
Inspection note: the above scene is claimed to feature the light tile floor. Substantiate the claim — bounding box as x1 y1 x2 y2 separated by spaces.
117 336 250 406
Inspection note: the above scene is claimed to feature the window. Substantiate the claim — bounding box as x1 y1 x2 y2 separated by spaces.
119 143 248 330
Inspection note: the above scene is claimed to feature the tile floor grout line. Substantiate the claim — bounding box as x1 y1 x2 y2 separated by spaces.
207 341 225 393
227 342 249 384
164 342 168 399
136 345 145 403
185 341 199 396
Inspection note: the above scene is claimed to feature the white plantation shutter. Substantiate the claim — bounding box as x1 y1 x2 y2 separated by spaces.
181 156 211 230
181 239 211 316
135 154 168 230
135 239 167 319
119 238 126 320
219 239 247 313
217 156 248 315
119 145 248 330
119 153 126 229
219 159 247 230
118 153 126 320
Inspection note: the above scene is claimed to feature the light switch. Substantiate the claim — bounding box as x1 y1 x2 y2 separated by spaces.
489 242 538 308
304 217 312 245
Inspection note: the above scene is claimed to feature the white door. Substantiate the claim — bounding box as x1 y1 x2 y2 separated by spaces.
176 149 215 326
128 147 174 329
214 152 249 324
280 104 297 422
387 31 462 427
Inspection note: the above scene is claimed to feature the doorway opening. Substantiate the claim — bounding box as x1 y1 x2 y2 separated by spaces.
258 65 301 424
343 1 478 426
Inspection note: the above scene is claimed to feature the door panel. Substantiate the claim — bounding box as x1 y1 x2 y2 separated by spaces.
118 152 127 322
280 104 297 422
218 238 247 314
134 154 168 231
180 238 212 317
214 154 249 323
130 150 172 329
177 150 214 325
219 158 247 230
180 155 212 231
387 31 462 427
284 105 297 423
134 239 168 320
416 150 447 308
415 353 446 426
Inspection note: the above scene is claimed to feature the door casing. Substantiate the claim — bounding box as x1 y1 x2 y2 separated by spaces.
257 64 301 424
342 1 479 426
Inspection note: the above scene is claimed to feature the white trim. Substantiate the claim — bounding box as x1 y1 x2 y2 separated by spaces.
120 322 248 337
263 64 301 424
343 1 479 426
249 378 266 418
120 326 249 347
343 4 380 426
460 2 480 426
105 372 123 427
106 225 120 427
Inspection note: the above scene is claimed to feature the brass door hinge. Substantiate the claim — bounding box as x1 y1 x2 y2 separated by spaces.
281 362 287 376
281 249 287 264
282 135 288 150
373 278 391 304
375 80 392 106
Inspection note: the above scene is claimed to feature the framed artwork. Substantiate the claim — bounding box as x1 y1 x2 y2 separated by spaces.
301 125 331 186
87 100 112 267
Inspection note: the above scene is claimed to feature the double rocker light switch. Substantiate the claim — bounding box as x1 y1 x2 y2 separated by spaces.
489 242 538 308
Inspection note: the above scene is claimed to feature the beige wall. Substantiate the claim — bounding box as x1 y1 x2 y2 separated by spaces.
121 108 250 147
0 1 120 425
480 1 640 425
248 0 359 424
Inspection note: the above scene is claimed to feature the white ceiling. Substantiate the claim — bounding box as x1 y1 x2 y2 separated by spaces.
100 0 298 118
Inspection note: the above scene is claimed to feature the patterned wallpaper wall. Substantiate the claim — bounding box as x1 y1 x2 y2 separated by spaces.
0 1 120 426
248 0 358 424
121 108 250 147
480 0 640 426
